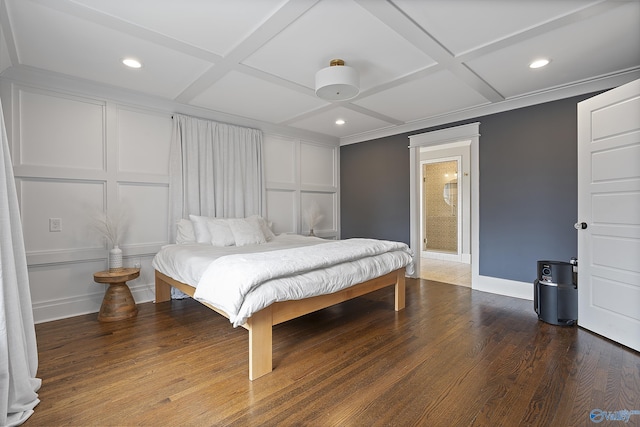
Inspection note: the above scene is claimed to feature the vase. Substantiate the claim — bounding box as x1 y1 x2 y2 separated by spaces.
109 245 123 272
309 228 315 237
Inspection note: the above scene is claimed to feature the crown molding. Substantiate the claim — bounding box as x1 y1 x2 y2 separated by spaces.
0 65 340 146
340 69 640 146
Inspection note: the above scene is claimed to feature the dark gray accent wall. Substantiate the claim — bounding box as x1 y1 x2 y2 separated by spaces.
340 92 601 283
341 135 410 244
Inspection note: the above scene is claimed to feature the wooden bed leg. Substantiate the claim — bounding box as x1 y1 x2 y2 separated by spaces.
395 270 405 311
248 306 273 380
155 271 172 303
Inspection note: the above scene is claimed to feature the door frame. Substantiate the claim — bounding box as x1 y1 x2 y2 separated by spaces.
409 122 480 284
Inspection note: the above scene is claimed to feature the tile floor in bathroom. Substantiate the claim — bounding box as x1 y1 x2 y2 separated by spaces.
420 257 471 287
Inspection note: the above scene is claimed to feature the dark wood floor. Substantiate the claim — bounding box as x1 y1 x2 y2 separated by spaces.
27 279 639 426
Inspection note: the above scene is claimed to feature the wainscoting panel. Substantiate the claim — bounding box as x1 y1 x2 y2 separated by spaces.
266 189 296 234
17 88 105 171
300 141 336 188
28 260 106 322
18 178 105 253
300 191 336 236
117 106 172 176
264 134 297 186
118 182 169 246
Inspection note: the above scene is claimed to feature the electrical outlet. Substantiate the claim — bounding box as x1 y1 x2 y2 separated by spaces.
49 218 62 232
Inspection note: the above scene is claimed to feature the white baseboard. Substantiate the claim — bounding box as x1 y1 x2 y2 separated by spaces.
32 294 102 324
473 275 533 301
130 283 156 304
33 282 156 324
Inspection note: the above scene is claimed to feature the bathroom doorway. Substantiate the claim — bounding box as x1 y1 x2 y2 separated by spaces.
421 157 461 256
418 143 471 264
409 123 479 288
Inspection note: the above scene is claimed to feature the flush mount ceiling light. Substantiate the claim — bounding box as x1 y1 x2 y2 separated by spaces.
315 59 359 101
529 58 550 69
122 58 142 69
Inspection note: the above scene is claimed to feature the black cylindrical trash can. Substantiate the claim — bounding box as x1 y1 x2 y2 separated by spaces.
533 260 578 326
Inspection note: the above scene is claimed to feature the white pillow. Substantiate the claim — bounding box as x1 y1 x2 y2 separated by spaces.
227 218 266 246
176 219 196 244
206 219 235 247
246 215 276 241
188 214 213 243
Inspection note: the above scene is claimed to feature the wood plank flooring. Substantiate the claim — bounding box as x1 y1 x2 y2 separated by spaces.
27 279 640 426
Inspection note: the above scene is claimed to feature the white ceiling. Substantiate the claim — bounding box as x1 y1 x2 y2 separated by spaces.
1 0 639 145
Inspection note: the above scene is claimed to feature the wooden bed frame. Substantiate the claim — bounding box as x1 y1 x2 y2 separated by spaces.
154 267 406 380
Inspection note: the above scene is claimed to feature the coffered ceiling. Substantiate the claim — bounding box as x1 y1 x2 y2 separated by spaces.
1 0 639 144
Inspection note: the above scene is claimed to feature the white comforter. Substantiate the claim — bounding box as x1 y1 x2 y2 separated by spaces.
153 235 414 327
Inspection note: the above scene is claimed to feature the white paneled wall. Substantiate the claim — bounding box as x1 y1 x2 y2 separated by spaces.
4 82 172 322
1 79 339 323
264 134 339 238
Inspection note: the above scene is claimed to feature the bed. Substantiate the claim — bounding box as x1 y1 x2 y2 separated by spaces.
152 216 414 380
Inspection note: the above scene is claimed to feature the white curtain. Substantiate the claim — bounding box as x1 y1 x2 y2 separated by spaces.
169 114 265 242
0 99 40 425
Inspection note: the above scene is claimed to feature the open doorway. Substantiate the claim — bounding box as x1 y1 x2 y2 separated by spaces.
409 123 479 288
421 157 461 257
419 149 470 287
419 142 471 264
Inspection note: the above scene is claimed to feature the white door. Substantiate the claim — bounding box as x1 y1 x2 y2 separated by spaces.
577 78 640 352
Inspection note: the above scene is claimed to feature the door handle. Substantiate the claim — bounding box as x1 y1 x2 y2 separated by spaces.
574 222 588 230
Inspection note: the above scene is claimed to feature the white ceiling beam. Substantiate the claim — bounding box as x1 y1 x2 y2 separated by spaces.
175 0 320 103
355 0 505 103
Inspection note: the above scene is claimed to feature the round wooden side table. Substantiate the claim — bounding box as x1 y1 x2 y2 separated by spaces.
93 268 140 322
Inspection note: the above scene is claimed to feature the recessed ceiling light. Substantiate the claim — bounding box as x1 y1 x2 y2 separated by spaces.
122 58 142 69
529 58 550 69
335 119 346 125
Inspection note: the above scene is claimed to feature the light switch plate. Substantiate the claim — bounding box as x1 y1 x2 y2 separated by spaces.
49 218 62 232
